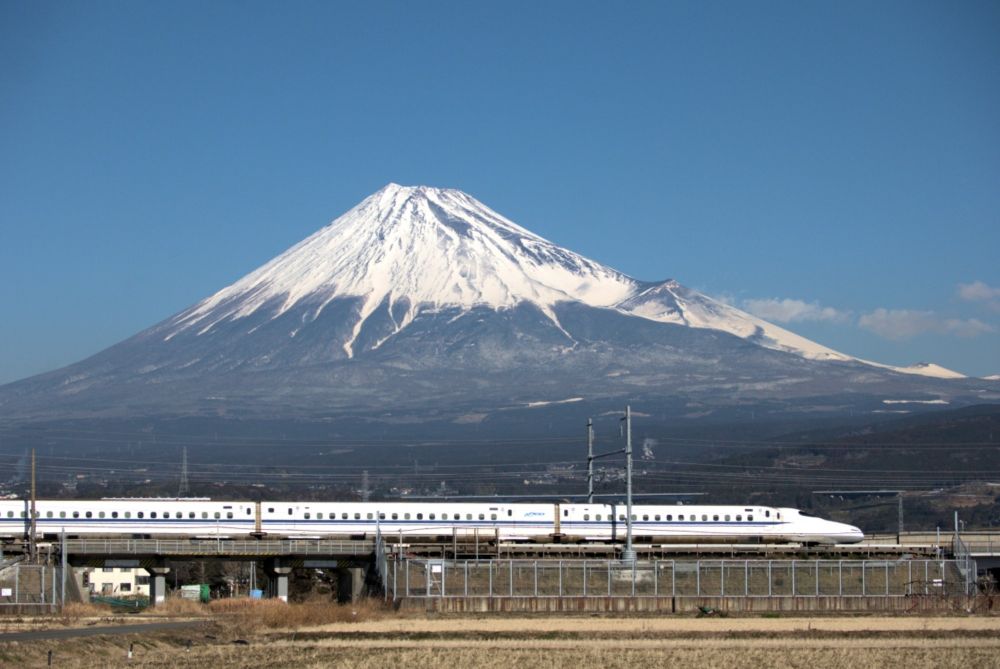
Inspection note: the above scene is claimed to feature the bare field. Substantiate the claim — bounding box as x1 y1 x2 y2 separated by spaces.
3 606 1000 668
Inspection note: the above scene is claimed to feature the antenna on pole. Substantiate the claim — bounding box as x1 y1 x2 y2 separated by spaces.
178 446 190 497
586 418 594 504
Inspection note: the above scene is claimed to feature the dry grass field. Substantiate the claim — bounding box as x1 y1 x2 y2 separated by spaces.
2 601 999 668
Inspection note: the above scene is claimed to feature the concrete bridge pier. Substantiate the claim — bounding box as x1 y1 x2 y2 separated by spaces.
337 567 366 603
145 566 171 606
264 558 292 602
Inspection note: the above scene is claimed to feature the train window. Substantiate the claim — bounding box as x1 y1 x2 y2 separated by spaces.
304 512 311 519
564 509 569 517
642 515 648 521
46 511 53 518
99 512 106 519
429 513 436 520
618 515 625 521
189 512 195 519
124 512 131 519
137 512 143 519
86 511 93 519
747 515 754 521
391 513 398 520
596 514 602 521
765 510 770 517
479 514 485 520
725 515 731 521
268 508 274 513
227 512 233 519
202 512 208 519
151 512 158 519
584 514 590 520
357 513 364 520
631 515 637 521
655 515 661 521
60 511 66 518
666 515 672 521
176 512 182 519
507 510 512 517
72 511 79 518
379 513 385 520
315 513 323 520
491 514 497 521
416 513 422 520
736 515 742 521
404 513 411 520
466 514 472 520
288 508 293 516
342 513 348 520
713 515 719 521
701 515 708 521
214 512 220 519
777 513 782 520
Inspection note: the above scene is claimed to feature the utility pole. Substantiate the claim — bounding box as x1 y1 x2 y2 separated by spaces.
29 449 37 562
623 406 634 562
897 493 904 537
586 418 594 504
178 446 190 497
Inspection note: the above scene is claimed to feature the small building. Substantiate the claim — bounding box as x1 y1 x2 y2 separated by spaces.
79 567 150 597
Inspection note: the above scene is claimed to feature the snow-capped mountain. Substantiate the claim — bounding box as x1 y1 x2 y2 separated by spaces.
163 184 855 366
0 184 991 427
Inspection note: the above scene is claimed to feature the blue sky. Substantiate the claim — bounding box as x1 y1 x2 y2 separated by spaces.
1 1 998 383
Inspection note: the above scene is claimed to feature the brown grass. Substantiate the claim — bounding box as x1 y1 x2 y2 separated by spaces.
2 638 998 669
207 597 387 632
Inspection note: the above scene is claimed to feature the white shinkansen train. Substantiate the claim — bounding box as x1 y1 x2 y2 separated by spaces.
0 499 864 545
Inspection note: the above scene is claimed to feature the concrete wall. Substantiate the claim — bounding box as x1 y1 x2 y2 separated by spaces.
396 595 982 614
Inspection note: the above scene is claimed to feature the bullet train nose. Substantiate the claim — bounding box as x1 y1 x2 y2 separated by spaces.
845 525 864 543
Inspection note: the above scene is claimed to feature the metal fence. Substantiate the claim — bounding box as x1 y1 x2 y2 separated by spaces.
0 562 64 611
379 556 976 600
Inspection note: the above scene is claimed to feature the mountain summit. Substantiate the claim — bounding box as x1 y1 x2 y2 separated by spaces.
166 183 847 364
0 184 988 427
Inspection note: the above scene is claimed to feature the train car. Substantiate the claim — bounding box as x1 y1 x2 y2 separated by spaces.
560 504 863 544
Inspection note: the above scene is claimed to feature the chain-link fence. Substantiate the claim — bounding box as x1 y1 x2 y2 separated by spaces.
380 557 976 600
0 561 64 611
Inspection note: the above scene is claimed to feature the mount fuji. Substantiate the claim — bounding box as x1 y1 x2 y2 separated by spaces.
1 184 994 431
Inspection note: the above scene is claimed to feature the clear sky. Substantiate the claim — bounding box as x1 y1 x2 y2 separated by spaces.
1 1 998 383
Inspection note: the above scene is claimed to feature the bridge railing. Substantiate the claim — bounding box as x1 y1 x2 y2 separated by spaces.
62 538 374 556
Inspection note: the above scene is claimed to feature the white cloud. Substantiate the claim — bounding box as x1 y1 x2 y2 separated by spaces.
859 308 995 340
743 298 849 324
957 281 1000 312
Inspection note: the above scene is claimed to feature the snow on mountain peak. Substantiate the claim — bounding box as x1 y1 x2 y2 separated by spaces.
160 185 957 377
166 184 636 354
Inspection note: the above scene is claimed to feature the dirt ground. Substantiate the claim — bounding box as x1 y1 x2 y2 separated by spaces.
3 611 1000 668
